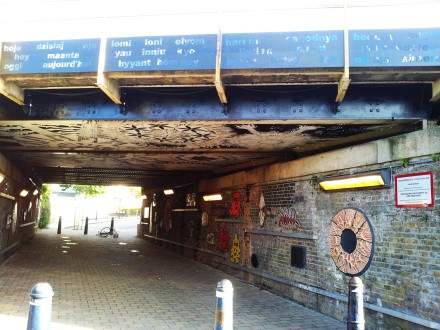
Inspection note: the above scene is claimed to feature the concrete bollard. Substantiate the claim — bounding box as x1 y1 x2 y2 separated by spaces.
110 217 115 235
27 282 54 330
347 277 365 330
214 279 233 330
56 216 62 235
84 217 89 235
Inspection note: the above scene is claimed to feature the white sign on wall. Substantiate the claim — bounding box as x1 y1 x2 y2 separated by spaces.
395 172 434 208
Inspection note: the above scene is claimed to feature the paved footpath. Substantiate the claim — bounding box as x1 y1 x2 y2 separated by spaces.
0 218 345 330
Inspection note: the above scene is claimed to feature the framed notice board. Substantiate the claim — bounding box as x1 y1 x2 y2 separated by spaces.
395 172 434 208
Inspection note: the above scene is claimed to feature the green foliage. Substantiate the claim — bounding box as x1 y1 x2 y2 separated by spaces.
309 175 320 191
399 158 410 168
431 153 440 162
128 186 142 198
38 184 51 229
59 184 107 197
309 175 319 186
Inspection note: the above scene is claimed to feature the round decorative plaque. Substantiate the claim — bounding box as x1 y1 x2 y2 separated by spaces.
201 212 209 226
329 208 374 276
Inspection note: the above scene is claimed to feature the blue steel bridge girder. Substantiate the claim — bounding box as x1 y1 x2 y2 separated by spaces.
11 84 432 122
0 83 433 187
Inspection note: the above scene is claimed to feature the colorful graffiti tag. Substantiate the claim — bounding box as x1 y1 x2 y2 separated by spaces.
229 192 242 217
230 233 241 263
207 233 215 245
278 207 300 230
259 193 266 227
219 226 230 251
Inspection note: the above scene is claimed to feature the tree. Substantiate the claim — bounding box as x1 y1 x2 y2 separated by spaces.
59 184 107 197
38 184 51 229
128 186 142 198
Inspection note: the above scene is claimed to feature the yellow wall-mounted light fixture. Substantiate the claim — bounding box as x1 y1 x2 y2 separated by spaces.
202 194 222 201
19 189 29 197
0 174 4 183
32 189 39 195
318 169 392 191
163 189 174 195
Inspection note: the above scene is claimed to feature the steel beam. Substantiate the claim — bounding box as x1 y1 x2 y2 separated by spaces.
96 38 122 104
432 78 440 102
0 77 25 105
11 84 432 122
215 29 228 105
335 3 350 103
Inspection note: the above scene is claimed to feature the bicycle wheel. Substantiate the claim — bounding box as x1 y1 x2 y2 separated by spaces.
99 227 110 237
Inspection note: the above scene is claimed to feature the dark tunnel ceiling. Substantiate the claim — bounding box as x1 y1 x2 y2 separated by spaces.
0 84 434 188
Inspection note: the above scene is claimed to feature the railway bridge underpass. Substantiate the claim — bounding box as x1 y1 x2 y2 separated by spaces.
0 28 440 330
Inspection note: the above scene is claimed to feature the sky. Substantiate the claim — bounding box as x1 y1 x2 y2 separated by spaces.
0 0 439 41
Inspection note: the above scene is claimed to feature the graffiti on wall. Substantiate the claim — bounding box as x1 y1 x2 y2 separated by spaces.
259 193 266 227
229 192 242 217
186 193 196 207
230 233 241 263
219 226 230 251
207 233 215 245
201 212 209 226
278 207 300 230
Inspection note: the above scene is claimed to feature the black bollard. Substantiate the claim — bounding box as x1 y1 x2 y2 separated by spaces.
56 216 62 235
110 217 114 235
27 282 54 330
214 279 233 330
347 277 365 330
84 217 89 235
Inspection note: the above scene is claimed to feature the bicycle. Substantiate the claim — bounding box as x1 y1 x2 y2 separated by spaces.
99 226 118 238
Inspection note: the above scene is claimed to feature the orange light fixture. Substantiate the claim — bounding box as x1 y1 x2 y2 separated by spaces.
319 169 391 191
202 194 222 201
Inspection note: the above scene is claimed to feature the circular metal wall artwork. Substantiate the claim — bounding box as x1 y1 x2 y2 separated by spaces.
329 208 374 276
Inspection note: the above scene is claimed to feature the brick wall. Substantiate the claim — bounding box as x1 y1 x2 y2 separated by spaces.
193 163 439 329
0 154 38 263
144 126 440 330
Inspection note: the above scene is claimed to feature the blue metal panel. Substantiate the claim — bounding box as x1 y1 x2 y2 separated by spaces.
104 35 217 72
221 31 344 69
20 84 431 121
1 28 439 74
0 39 100 74
350 28 440 67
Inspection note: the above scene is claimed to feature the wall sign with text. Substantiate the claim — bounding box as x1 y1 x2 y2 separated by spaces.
222 31 343 69
1 28 439 75
395 172 434 208
104 35 217 72
0 39 100 74
350 28 440 67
